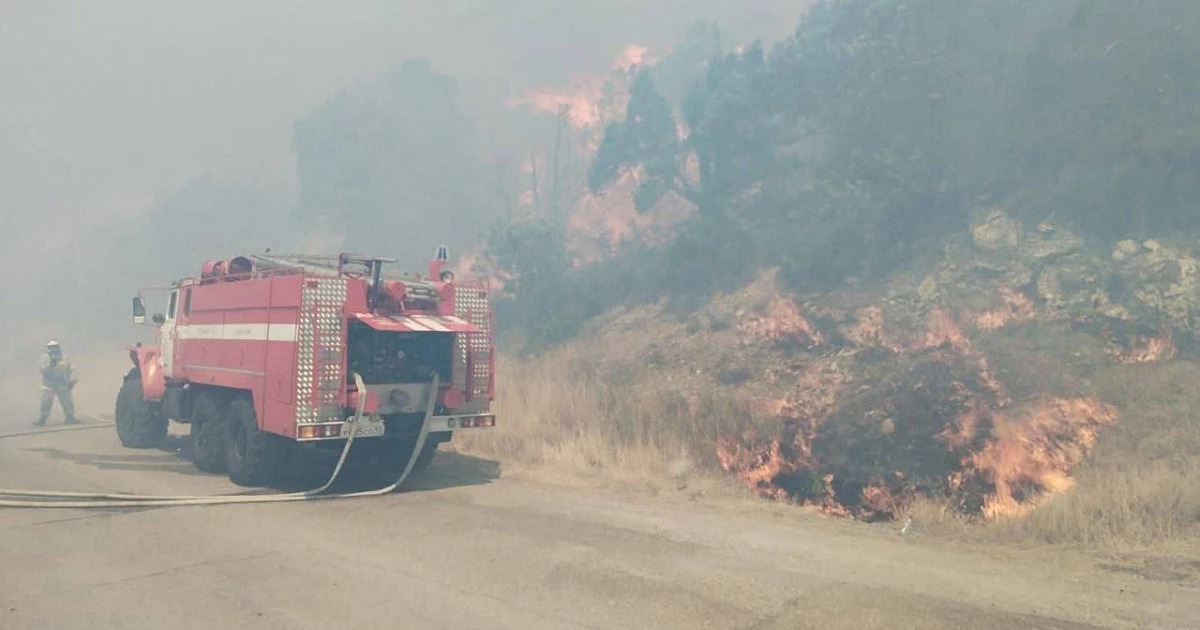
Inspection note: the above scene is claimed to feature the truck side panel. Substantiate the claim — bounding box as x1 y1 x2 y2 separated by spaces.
263 275 303 437
175 277 278 426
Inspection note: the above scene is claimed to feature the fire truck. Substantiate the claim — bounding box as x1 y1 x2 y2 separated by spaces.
115 249 495 487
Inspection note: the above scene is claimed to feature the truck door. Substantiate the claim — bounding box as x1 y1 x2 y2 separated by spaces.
160 290 179 376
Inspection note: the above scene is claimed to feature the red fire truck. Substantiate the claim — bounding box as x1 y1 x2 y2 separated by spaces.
116 249 495 487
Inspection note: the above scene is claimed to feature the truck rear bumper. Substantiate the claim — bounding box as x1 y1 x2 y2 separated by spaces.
294 413 495 441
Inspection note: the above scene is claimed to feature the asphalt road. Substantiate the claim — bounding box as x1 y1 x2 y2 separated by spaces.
0 418 1195 630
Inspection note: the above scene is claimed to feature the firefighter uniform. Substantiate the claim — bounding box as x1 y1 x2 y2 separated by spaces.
36 341 78 426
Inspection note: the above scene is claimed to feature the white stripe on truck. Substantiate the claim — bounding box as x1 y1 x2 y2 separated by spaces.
175 324 297 342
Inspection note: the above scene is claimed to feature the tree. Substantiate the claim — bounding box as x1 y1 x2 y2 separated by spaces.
587 70 680 211
1011 0 1200 238
292 59 497 266
681 42 780 217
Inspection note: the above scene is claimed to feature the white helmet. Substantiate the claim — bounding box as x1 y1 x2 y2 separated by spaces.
46 340 60 349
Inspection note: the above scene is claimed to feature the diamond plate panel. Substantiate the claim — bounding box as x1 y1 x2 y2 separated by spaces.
296 277 348 424
453 284 492 400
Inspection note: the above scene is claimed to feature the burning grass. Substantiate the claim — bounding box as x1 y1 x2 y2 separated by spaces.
466 265 1200 546
907 360 1200 546
461 344 1200 546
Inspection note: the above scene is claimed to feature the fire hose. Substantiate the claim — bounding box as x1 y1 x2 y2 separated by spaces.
0 372 437 508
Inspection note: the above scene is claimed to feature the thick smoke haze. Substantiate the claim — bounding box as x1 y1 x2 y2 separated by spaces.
0 1 806 415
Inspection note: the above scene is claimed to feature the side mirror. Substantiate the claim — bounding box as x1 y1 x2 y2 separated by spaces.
152 313 166 325
133 297 146 325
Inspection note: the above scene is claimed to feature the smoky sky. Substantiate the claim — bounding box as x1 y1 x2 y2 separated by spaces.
0 0 806 354
2 1 803 217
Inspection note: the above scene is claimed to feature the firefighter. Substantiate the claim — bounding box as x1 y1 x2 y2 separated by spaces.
35 340 79 426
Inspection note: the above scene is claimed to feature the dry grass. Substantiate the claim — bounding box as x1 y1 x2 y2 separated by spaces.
455 352 766 493
465 343 1200 551
904 359 1200 548
985 360 1200 546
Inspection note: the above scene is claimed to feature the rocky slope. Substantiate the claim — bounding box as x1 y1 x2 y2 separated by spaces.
572 210 1197 521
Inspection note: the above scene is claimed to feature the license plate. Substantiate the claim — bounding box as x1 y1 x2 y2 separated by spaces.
347 422 385 438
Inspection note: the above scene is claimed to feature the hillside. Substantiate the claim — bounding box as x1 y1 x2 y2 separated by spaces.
462 212 1200 545
459 0 1200 546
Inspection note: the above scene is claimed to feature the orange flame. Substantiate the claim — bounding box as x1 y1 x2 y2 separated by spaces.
507 44 646 140
566 168 694 264
717 294 1115 521
716 437 795 502
844 306 899 351
859 477 911 520
974 288 1036 331
966 398 1117 519
505 44 696 265
739 298 824 348
454 249 513 298
916 309 971 353
1108 330 1177 364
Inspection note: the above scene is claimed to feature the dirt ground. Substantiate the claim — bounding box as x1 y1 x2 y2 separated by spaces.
0 414 1195 630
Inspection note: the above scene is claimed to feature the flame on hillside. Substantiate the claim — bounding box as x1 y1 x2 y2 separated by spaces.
964 398 1117 519
507 44 648 137
718 298 1115 521
719 395 1116 521
844 306 895 350
739 298 824 348
455 250 512 298
916 309 971 353
1108 329 1176 364
566 167 694 264
504 43 698 265
974 288 1037 330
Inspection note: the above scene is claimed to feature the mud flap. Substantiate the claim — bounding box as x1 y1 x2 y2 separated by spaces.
130 346 166 401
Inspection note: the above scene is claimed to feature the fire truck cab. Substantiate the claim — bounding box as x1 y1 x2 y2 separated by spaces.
116 249 495 487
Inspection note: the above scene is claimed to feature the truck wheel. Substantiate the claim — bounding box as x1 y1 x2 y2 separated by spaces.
411 441 438 472
376 438 438 478
115 369 167 448
224 397 283 487
190 393 227 473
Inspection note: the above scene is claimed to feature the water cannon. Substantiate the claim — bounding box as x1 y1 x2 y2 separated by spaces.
429 244 452 282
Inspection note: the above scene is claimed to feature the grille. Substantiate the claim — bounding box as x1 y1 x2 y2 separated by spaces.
296 278 348 424
453 284 492 400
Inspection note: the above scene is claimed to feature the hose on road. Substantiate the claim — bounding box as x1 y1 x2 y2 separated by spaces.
0 372 439 508
0 419 114 440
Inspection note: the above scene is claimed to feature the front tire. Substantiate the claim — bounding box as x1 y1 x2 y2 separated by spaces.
115 369 167 448
190 393 228 473
224 397 284 487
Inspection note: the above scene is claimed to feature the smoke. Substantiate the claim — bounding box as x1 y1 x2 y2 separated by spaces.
1 1 807 426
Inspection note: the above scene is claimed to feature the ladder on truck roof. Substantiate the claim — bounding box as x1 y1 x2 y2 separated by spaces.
250 254 442 306
250 253 404 280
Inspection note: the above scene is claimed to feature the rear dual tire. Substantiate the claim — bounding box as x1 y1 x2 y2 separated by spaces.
188 392 285 487
190 394 227 474
378 437 440 476
224 397 286 487
342 435 438 482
